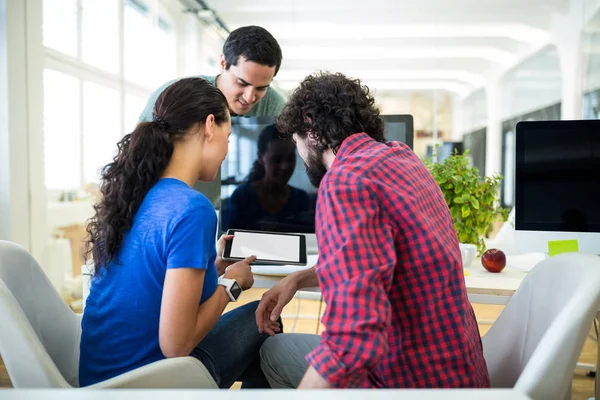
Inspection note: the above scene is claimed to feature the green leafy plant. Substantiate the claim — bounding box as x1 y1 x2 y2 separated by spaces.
424 150 509 255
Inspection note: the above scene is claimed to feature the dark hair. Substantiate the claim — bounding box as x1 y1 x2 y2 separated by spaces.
223 25 283 76
276 72 385 153
85 77 228 275
246 124 287 182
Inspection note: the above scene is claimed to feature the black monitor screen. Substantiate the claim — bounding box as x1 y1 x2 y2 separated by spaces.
219 115 414 234
382 115 414 149
515 120 600 232
220 117 317 234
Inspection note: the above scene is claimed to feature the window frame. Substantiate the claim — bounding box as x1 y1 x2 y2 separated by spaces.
42 0 183 191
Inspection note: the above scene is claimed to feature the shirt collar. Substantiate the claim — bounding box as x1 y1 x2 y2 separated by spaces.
331 132 373 168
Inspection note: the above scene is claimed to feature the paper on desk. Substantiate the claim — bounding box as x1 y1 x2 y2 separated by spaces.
506 253 546 272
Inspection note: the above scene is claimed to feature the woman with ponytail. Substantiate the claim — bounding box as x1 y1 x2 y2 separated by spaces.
222 124 313 233
80 77 279 388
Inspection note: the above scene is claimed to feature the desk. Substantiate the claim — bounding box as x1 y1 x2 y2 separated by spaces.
463 253 543 304
252 253 540 304
0 389 530 399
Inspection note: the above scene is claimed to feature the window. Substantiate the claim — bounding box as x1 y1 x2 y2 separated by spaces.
81 0 120 73
41 0 201 191
43 0 78 57
82 82 121 184
124 2 177 89
125 94 148 134
43 69 81 190
124 0 155 88
155 18 177 85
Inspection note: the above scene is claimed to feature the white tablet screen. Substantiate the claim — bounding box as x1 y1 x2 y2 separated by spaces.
230 231 300 262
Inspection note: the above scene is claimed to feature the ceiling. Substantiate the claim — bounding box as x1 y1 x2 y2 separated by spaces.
204 0 572 98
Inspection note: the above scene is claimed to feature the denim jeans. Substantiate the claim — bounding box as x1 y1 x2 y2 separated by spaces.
190 300 273 388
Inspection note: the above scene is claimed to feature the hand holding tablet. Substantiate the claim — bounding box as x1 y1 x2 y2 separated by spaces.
222 229 307 266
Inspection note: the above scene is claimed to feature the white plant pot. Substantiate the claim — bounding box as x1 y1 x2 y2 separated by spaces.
459 243 478 267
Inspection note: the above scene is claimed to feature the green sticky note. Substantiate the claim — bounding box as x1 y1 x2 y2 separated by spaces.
548 240 579 256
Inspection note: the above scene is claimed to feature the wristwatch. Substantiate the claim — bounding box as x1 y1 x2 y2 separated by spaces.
218 278 242 302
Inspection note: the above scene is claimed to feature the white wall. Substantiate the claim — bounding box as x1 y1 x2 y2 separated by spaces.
583 5 600 93
500 46 562 121
461 88 486 134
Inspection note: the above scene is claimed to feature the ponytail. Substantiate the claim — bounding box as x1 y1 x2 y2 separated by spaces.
85 77 229 275
85 122 176 275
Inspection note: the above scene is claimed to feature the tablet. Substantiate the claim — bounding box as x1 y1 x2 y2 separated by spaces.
222 229 307 266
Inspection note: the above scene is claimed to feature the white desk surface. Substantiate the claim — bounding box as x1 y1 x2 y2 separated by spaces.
0 389 530 399
464 253 544 297
252 253 547 302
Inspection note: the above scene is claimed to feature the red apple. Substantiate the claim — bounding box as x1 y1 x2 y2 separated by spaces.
481 248 506 273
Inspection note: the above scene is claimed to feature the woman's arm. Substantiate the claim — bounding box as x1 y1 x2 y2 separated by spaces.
159 255 256 358
159 268 230 358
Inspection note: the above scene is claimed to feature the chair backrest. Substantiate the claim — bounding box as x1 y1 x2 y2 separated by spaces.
482 252 600 399
0 240 81 387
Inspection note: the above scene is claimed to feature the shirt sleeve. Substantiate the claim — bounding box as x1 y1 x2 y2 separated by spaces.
307 176 396 388
165 203 217 271
267 87 286 116
138 79 177 122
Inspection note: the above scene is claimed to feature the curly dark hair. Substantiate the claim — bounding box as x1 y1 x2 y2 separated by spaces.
85 77 228 275
276 72 385 153
223 25 283 76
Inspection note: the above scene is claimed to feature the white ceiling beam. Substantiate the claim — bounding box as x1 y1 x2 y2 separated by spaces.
282 45 518 65
228 23 550 46
274 79 471 96
275 69 486 86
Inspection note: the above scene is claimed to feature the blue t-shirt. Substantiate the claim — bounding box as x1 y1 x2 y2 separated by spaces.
79 178 218 387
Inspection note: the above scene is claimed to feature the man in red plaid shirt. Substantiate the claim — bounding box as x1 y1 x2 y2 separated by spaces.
257 72 490 389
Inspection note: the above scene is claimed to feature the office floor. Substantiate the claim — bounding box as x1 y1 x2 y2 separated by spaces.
0 288 596 399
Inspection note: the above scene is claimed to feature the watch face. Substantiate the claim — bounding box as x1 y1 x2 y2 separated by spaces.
231 281 242 299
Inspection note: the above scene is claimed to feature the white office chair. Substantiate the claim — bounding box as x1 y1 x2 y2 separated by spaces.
482 252 600 400
0 240 217 388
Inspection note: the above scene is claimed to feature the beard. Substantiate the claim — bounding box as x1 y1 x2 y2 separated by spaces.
304 147 328 188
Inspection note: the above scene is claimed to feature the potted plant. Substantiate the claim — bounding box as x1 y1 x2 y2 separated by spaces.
424 150 509 255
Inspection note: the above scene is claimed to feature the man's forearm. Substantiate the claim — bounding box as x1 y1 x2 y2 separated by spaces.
291 266 319 289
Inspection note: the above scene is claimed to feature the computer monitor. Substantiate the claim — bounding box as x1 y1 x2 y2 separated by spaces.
383 115 414 149
219 115 415 237
219 116 317 236
514 120 600 254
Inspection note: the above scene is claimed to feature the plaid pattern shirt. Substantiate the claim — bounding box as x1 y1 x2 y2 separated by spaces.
306 133 490 388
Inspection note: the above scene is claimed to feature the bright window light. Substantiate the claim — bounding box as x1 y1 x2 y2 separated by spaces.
43 69 81 190
82 82 121 185
124 0 154 88
81 0 120 73
43 0 78 57
124 93 148 134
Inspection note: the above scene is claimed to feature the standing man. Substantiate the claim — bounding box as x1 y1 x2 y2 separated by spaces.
257 72 490 389
139 25 285 121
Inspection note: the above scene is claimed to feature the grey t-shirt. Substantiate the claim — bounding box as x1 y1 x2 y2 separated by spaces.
138 74 286 122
